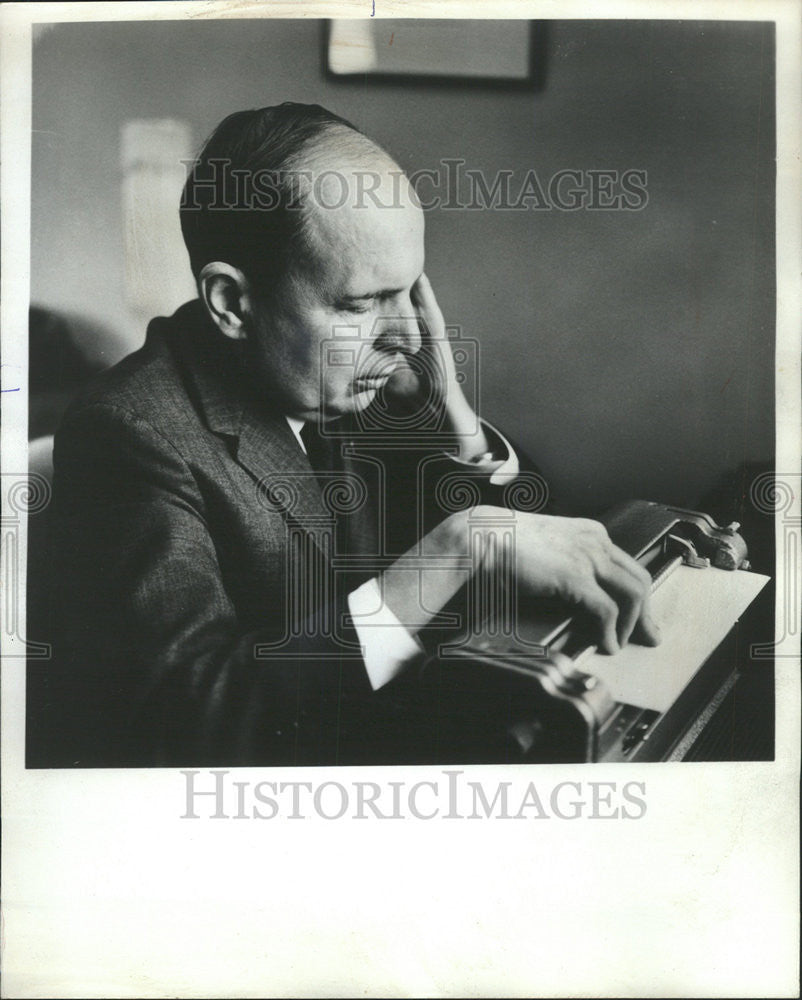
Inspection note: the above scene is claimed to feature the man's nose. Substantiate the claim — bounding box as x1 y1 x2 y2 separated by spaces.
372 310 422 356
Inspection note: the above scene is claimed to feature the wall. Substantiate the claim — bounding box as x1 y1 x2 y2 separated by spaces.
31 18 775 514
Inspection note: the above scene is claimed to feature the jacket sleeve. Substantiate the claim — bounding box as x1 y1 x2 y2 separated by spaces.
40 403 376 768
409 427 553 542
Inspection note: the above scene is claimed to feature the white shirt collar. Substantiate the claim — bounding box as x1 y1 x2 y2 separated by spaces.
285 415 306 453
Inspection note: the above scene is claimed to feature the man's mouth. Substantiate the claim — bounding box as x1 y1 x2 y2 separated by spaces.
353 375 390 390
353 359 401 390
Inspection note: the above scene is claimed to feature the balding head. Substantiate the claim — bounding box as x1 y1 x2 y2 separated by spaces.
288 130 422 293
180 102 416 300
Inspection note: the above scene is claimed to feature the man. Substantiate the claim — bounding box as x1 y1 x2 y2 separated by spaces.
32 103 658 767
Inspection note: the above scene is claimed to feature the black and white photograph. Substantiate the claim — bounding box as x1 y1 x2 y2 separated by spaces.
1 2 799 997
21 14 777 768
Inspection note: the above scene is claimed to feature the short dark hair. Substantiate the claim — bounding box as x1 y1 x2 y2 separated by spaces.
180 102 363 292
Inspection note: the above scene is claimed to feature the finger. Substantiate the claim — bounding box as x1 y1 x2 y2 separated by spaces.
607 543 652 589
564 525 643 648
607 547 662 646
574 580 620 655
633 604 662 646
411 273 445 337
407 281 453 392
591 555 646 648
608 577 660 647
598 548 654 647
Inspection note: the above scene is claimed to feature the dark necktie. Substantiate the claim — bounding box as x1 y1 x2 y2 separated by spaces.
300 420 348 556
299 420 340 477
299 421 377 585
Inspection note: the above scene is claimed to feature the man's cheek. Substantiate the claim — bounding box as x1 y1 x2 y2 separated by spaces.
323 365 353 403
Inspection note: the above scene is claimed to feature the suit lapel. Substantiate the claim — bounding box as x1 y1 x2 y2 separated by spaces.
237 405 329 526
165 301 329 530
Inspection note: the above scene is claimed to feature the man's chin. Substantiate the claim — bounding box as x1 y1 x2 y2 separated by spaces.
314 386 376 421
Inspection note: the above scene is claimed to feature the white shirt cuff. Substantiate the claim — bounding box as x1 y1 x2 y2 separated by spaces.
447 419 520 486
347 577 424 690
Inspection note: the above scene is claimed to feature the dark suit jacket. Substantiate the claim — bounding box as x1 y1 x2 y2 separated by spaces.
28 300 540 767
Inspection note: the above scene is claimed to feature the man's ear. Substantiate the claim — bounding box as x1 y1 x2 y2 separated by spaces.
198 262 254 341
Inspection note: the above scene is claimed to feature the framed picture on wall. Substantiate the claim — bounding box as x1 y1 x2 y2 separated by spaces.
326 19 544 87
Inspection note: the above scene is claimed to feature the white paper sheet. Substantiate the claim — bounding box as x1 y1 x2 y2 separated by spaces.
579 566 769 712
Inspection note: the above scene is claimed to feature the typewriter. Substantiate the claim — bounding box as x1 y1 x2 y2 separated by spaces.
421 501 770 763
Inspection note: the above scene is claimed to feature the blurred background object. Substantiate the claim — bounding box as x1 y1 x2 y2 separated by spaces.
327 19 535 81
28 305 106 442
28 305 110 641
121 118 197 323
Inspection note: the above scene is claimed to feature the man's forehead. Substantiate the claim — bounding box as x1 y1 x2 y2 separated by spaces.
300 166 424 287
305 159 419 214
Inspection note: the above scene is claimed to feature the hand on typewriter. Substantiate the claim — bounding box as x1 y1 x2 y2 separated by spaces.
381 507 662 657
477 509 662 655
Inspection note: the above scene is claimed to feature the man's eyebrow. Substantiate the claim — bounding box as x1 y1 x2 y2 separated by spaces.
339 274 423 301
339 287 406 301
